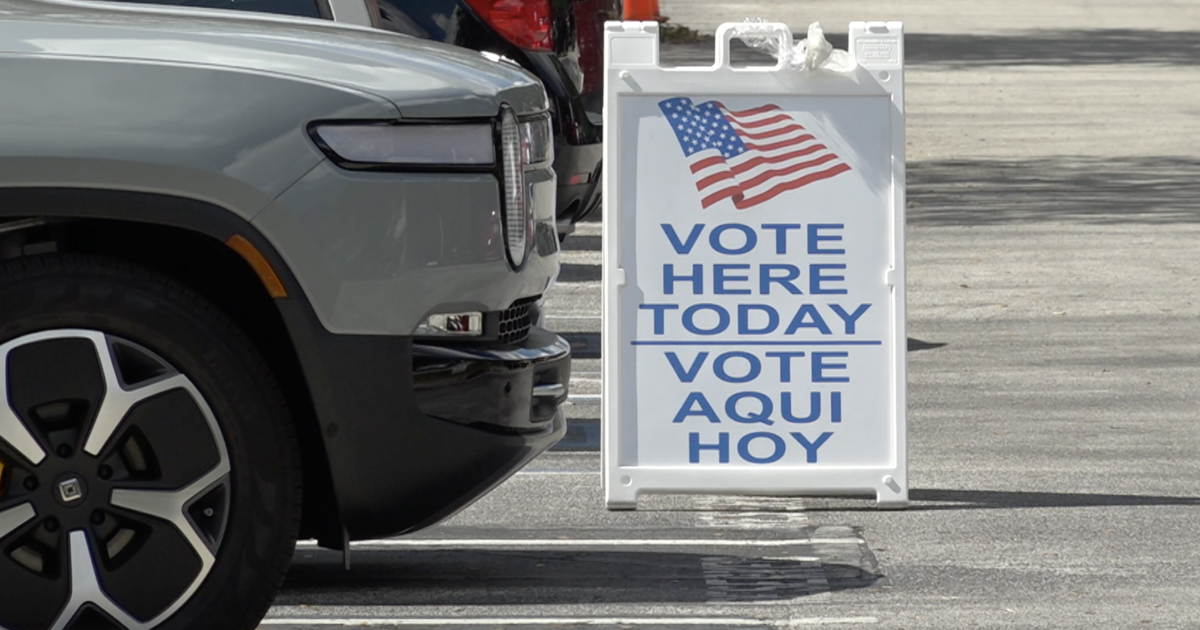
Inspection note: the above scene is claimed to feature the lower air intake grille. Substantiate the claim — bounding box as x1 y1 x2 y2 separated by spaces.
497 297 537 345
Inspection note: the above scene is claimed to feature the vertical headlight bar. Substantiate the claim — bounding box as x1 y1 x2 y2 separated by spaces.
498 108 553 269
499 108 528 268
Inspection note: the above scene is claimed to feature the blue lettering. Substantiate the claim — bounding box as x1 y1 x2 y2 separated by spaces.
762 223 802 254
737 432 786 464
759 264 803 295
765 351 806 382
831 391 842 423
829 303 871 334
810 264 848 295
781 392 821 423
665 352 708 383
663 264 703 295
662 223 705 254
738 304 779 335
789 431 834 463
709 223 757 255
683 304 730 335
713 264 751 294
638 303 679 335
673 392 721 423
713 352 761 383
784 304 832 335
689 432 730 463
807 224 845 254
812 352 849 383
725 391 773 425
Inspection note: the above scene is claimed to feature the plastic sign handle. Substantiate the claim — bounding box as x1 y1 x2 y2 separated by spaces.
713 22 793 71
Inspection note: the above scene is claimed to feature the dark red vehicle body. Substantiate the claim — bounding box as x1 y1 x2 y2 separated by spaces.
366 0 617 234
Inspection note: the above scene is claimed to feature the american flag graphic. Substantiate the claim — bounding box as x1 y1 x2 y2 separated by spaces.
659 97 852 210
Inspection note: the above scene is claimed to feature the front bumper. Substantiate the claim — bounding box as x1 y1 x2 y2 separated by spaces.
414 327 571 434
279 298 569 541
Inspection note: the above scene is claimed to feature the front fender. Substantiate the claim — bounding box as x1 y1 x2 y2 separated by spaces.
0 53 396 219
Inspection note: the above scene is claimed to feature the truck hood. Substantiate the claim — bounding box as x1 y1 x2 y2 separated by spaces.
0 0 549 118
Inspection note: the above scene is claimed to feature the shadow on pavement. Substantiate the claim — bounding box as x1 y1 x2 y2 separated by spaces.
910 488 1200 509
896 29 1200 67
560 233 599 253
563 157 1200 233
807 488 1200 511
909 157 1200 226
278 549 881 605
558 262 601 283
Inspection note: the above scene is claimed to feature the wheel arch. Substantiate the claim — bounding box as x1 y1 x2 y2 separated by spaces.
0 187 345 546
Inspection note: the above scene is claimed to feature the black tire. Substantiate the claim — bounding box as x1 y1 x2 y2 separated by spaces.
0 254 302 630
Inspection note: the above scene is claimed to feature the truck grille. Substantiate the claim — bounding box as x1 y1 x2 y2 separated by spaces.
497 297 537 345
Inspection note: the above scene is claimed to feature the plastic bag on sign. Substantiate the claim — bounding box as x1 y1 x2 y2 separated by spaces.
733 18 856 73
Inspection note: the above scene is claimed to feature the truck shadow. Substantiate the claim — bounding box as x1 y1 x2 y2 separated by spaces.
277 549 882 606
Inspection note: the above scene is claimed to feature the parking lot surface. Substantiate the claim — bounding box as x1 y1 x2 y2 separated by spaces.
261 2 1200 627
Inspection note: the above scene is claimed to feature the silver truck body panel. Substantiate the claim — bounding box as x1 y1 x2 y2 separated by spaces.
0 0 548 117
255 165 559 335
0 0 558 335
0 55 387 220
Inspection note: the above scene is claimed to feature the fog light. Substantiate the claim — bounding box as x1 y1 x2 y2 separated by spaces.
416 312 483 337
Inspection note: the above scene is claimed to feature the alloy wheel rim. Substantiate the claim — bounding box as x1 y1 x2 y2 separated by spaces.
0 330 231 630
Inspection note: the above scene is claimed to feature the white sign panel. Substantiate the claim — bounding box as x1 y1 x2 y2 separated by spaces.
601 21 907 509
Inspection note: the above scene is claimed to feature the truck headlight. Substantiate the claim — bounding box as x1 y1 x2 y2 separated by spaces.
519 114 553 167
309 122 495 168
499 109 553 269
500 108 529 267
309 109 552 271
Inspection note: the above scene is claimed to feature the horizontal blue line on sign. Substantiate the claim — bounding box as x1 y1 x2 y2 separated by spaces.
631 340 883 346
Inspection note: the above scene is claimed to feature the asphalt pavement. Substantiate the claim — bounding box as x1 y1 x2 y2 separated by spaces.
261 2 1200 628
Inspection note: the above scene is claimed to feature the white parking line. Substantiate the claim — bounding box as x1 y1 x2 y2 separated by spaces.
785 620 879 627
260 617 878 627
261 618 766 627
516 470 601 475
295 538 863 548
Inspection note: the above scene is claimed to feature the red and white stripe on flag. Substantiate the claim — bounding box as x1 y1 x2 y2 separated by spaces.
688 103 852 210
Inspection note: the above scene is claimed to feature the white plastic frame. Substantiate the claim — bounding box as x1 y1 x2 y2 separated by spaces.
600 20 907 510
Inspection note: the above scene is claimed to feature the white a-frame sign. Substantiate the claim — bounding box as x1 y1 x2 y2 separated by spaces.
601 21 907 509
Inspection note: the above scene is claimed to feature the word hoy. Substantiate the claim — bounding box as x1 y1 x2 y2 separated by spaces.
690 431 834 464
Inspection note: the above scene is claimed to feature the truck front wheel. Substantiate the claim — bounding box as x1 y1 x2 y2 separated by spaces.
0 254 302 630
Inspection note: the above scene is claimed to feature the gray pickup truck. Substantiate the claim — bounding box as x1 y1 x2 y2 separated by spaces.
0 1 570 628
